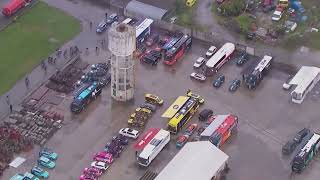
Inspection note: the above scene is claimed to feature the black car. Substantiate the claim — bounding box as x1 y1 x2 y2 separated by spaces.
140 103 157 112
282 140 297 155
142 50 162 65
293 128 310 143
229 79 241 92
199 109 213 121
112 135 129 146
106 13 118 25
142 55 160 65
212 75 225 88
236 53 249 66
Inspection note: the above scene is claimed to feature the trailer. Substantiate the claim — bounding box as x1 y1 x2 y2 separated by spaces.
2 0 31 17
242 55 273 89
155 141 229 180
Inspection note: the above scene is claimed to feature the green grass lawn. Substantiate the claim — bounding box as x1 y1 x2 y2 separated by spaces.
0 1 81 95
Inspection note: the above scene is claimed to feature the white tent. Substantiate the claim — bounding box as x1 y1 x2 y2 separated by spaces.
155 141 229 180
125 0 168 20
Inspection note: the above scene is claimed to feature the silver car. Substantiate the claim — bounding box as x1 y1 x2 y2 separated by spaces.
190 72 206 82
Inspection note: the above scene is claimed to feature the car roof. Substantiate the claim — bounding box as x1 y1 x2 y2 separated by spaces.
39 156 50 162
196 57 204 61
32 166 43 173
24 172 35 178
209 46 217 50
96 161 105 166
274 11 282 15
146 94 158 99
110 13 117 18
98 22 106 26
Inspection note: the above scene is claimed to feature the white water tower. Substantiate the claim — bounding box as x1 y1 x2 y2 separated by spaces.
108 24 136 101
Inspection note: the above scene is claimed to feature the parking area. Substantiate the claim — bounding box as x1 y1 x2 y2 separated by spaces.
1 0 320 180
4 37 320 180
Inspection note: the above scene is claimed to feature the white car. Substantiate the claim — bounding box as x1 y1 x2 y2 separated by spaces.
119 128 139 139
91 161 109 171
272 9 283 21
285 21 297 33
193 57 205 68
205 46 217 58
190 72 206 82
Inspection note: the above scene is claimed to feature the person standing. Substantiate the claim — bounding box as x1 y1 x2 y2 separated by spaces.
25 76 29 87
6 95 10 105
9 104 13 113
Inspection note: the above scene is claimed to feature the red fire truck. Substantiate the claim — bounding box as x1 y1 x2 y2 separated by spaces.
2 0 31 17
209 115 238 148
163 34 192 65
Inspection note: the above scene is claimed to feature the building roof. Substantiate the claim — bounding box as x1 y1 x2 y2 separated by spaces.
126 0 168 20
155 141 229 180
289 66 320 93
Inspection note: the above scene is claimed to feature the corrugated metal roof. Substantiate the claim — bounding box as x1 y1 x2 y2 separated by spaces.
155 141 229 180
126 0 168 20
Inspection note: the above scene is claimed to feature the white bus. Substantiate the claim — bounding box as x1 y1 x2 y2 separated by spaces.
287 66 320 104
135 129 170 167
122 18 133 25
136 18 154 43
205 43 235 76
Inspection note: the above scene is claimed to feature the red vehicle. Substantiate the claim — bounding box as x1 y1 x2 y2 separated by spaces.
164 34 192 65
209 115 238 148
184 123 198 136
83 167 102 177
79 173 98 180
2 0 31 17
176 134 189 149
93 151 114 164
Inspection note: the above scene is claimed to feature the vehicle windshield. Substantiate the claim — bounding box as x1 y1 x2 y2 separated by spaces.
138 157 148 165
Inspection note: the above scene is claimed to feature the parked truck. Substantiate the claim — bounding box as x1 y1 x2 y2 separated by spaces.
292 133 320 173
2 0 31 17
242 55 273 89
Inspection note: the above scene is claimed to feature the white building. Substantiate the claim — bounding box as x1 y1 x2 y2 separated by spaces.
284 66 320 104
108 24 136 101
155 141 229 180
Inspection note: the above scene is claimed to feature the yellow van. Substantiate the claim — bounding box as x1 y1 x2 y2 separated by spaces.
186 0 196 7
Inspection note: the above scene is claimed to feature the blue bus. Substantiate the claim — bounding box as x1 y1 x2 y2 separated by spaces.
70 82 102 113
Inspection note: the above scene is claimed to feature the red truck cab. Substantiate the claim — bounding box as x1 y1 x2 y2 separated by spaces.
2 0 31 17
